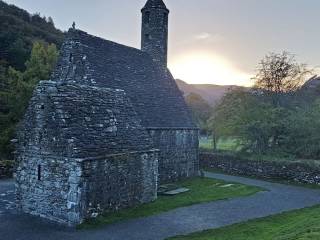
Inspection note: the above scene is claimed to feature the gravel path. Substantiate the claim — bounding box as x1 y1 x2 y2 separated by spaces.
1 173 320 240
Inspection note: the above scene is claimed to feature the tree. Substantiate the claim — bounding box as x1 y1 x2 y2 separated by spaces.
0 42 58 159
253 52 312 107
208 87 290 154
283 100 320 159
208 88 251 151
24 42 58 84
7 37 29 71
207 52 320 157
0 67 30 157
48 17 55 27
0 1 64 71
185 93 212 131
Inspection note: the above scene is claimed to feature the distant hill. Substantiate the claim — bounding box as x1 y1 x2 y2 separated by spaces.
0 0 64 70
302 75 320 92
297 75 320 104
176 79 248 106
177 76 320 108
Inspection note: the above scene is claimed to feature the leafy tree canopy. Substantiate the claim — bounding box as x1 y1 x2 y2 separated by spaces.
185 93 212 131
0 42 58 159
208 52 319 159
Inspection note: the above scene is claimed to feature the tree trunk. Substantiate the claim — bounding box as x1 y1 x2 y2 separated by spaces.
213 134 217 151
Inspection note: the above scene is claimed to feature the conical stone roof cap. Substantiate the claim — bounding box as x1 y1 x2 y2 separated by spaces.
142 0 168 11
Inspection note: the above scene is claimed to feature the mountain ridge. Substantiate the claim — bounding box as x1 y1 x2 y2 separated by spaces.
176 79 248 106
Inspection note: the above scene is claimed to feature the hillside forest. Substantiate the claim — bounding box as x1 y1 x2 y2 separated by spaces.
0 0 63 159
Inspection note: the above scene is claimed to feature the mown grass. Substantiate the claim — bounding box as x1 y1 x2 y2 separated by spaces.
79 177 262 229
200 137 241 152
168 205 320 240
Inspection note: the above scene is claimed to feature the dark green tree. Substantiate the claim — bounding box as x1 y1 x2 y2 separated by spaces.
185 93 212 131
0 42 58 159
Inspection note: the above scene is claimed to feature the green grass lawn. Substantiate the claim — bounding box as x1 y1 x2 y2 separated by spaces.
169 205 320 240
79 177 262 229
200 137 241 152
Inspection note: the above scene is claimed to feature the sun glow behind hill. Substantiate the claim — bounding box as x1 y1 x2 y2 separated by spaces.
169 52 253 87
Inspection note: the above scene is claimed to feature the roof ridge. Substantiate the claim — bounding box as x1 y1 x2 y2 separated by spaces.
66 28 149 56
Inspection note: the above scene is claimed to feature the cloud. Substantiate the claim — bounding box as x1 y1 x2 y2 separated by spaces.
193 32 224 43
194 32 212 40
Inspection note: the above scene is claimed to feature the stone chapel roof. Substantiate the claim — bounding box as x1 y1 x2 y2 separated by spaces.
52 29 195 129
18 81 156 159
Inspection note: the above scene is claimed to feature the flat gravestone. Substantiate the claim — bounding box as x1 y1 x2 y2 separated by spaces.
162 188 190 196
220 184 235 188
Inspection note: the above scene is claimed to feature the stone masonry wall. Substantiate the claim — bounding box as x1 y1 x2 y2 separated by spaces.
80 150 158 220
141 1 169 67
15 81 158 226
201 152 320 185
148 129 199 183
15 154 83 225
0 160 14 179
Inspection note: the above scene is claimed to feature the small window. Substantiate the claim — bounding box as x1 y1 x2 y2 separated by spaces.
37 165 41 181
145 34 151 41
40 104 45 110
69 53 73 63
144 11 150 24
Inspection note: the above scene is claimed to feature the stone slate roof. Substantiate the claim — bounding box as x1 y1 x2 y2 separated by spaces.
17 81 155 159
52 29 195 129
143 0 168 10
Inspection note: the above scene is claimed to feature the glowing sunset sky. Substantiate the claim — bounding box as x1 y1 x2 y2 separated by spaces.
4 0 320 86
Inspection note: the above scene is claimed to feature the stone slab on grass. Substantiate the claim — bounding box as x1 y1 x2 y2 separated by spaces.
163 188 190 196
220 184 235 188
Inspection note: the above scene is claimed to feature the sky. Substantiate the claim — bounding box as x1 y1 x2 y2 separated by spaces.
4 0 320 86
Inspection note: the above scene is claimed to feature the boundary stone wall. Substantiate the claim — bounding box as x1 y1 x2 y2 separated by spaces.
201 152 320 185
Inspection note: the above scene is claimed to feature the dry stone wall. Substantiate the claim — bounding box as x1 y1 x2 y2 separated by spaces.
201 152 320 185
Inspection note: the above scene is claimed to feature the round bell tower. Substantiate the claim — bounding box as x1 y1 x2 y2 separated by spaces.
141 0 169 68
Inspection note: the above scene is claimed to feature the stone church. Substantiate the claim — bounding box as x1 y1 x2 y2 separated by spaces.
15 0 199 225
